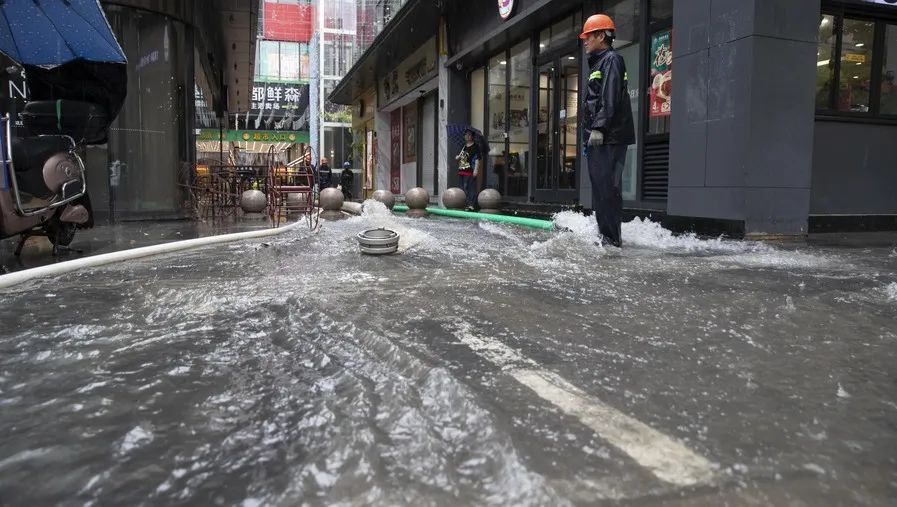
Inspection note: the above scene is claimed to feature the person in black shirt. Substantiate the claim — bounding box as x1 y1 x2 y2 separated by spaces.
339 161 354 200
318 157 332 189
455 129 480 209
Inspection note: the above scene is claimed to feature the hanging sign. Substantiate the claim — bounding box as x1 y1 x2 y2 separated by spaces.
498 0 515 19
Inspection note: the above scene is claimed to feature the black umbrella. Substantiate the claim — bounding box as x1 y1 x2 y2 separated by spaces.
0 0 128 123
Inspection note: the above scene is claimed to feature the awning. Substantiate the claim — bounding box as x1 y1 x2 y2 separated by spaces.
328 0 441 105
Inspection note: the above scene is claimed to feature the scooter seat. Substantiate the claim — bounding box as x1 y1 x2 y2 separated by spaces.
21 100 109 145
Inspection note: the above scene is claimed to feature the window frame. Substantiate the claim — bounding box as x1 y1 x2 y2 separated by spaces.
817 5 897 123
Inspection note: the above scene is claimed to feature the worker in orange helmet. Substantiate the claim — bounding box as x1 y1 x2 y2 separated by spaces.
580 14 635 248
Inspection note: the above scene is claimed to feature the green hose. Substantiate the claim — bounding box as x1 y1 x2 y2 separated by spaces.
393 205 553 230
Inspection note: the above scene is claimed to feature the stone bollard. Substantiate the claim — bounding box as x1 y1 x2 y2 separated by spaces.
371 189 395 210
319 187 345 220
442 187 466 210
477 188 503 214
240 189 267 214
405 187 429 218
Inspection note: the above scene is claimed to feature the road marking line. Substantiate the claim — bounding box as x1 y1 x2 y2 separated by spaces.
454 323 716 487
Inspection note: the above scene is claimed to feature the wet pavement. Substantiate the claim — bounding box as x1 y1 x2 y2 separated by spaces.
1 207 896 506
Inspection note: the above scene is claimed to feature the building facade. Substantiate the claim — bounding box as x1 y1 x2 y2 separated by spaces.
1 0 258 222
331 0 897 235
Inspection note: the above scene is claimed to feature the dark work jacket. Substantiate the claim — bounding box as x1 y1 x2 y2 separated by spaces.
340 168 354 189
583 48 635 146
318 164 332 188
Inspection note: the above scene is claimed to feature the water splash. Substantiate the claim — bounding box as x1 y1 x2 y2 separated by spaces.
886 282 897 302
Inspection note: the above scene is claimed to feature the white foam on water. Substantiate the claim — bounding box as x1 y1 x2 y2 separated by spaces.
837 383 851 399
548 212 836 270
360 199 392 218
119 425 154 454
885 282 897 301
550 212 762 254
549 212 837 270
802 463 826 475
348 199 432 253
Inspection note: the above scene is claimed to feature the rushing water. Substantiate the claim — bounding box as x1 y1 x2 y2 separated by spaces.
1 204 896 506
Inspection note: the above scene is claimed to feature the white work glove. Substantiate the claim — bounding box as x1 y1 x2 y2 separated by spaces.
588 130 604 147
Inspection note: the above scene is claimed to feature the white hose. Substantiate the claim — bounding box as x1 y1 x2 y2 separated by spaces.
341 201 363 215
0 220 303 290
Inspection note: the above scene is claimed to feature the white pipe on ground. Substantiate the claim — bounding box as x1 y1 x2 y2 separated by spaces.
0 221 303 290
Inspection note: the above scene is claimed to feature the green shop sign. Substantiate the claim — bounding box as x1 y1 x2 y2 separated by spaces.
197 129 309 143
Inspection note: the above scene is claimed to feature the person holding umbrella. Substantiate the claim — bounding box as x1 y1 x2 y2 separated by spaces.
580 13 635 248
455 128 481 210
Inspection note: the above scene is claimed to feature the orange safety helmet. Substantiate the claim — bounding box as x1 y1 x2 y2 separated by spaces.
579 14 616 39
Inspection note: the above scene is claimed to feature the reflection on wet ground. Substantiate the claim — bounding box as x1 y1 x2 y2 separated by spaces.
1 205 896 505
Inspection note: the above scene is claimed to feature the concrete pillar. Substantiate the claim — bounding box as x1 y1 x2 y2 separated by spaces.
375 109 391 192
667 0 820 236
446 66 470 189
437 53 450 199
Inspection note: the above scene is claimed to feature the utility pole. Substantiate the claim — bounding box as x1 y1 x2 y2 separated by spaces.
309 14 319 172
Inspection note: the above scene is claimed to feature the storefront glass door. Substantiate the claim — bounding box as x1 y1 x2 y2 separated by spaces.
534 50 579 203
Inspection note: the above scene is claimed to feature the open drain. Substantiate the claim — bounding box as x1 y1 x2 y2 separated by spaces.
356 228 399 255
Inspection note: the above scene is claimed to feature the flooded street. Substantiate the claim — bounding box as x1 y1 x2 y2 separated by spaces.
1 207 896 506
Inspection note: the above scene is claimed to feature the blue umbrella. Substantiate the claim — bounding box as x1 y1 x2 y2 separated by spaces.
0 0 126 66
446 123 486 148
0 0 127 125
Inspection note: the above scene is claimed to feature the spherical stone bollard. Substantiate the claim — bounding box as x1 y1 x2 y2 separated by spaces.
371 189 395 210
240 189 267 214
477 188 503 214
442 187 467 210
405 187 429 218
319 187 346 220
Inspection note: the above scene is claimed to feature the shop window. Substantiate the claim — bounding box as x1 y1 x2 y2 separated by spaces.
649 0 673 24
882 24 897 115
816 15 837 109
507 41 531 198
817 13 897 118
487 53 507 191
539 12 582 54
839 18 875 112
605 0 641 201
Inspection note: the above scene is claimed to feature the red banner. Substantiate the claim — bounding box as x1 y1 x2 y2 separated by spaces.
263 1 314 43
390 109 402 194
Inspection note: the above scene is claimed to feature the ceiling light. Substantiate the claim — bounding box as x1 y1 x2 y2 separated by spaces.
539 43 546 48
817 59 830 67
856 43 864 47
500 60 507 65
853 75 859 79
567 56 575 60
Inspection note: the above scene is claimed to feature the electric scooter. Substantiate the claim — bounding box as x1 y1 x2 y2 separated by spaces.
0 0 128 257
1 93 99 256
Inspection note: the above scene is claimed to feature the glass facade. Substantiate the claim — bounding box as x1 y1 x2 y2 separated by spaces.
104 5 193 219
883 24 897 115
486 53 507 192
816 10 897 117
507 42 531 198
605 0 642 201
255 40 309 83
